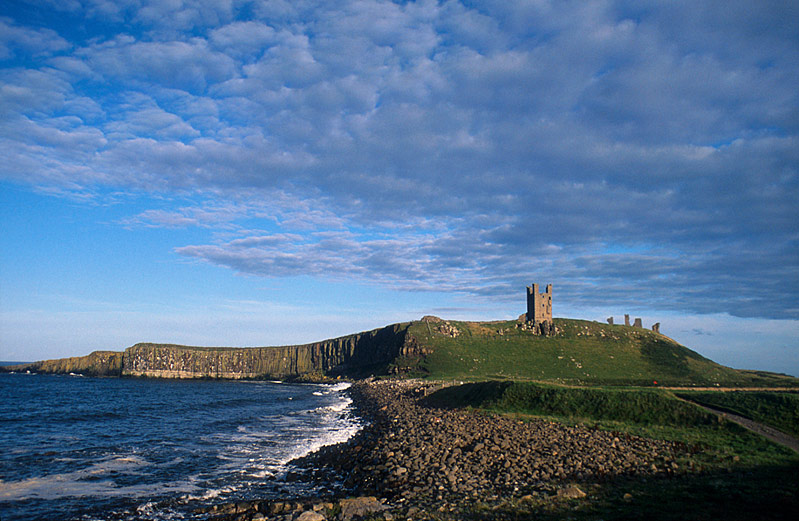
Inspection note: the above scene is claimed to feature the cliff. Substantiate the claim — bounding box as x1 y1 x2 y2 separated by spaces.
6 351 124 377
6 317 794 386
2 323 423 379
122 323 420 379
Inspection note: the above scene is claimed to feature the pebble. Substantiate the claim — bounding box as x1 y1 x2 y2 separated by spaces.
203 379 689 520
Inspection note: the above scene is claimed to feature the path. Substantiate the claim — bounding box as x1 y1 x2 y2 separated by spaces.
691 403 799 453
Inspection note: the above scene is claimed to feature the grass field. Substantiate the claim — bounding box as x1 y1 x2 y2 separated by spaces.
424 381 798 468
422 381 799 520
676 390 799 437
407 318 799 388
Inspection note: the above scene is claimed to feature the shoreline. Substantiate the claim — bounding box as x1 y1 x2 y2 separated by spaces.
203 378 690 520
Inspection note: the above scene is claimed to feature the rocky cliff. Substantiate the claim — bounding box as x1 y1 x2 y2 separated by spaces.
2 323 423 379
6 351 124 377
123 323 419 379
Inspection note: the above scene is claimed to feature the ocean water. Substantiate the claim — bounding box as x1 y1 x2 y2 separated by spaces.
0 373 360 521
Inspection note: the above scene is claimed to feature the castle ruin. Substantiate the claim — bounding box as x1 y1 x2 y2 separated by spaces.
607 315 661 333
522 283 554 335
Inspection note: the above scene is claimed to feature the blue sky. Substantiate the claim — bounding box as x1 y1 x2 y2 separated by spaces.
1 0 797 375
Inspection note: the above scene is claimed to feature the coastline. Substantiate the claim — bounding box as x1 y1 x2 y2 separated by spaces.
203 379 689 520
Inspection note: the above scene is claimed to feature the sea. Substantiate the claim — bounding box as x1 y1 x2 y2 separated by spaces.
0 372 360 521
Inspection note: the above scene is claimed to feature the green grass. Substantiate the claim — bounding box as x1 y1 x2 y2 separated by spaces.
426 381 714 425
417 380 799 520
424 381 798 468
408 318 799 387
676 390 799 437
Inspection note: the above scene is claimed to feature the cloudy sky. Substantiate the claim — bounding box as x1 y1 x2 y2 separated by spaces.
1 0 797 375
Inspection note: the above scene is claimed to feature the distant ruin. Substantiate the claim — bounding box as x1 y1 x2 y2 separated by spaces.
607 315 661 333
519 283 554 335
516 284 660 337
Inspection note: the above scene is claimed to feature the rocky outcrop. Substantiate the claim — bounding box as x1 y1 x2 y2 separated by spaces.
123 323 419 379
4 351 123 377
3 323 423 380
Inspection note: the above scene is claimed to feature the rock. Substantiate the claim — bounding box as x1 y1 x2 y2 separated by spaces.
292 380 686 518
296 511 326 521
339 497 387 520
557 485 587 499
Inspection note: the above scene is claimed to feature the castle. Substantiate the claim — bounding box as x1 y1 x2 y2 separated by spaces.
521 283 660 336
523 283 554 335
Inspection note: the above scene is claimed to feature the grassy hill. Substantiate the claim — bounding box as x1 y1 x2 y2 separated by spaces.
398 317 797 387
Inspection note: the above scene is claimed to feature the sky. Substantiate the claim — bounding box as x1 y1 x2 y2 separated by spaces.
0 0 797 375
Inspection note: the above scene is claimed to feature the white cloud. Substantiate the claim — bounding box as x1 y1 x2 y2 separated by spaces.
0 17 70 60
80 36 237 92
0 0 796 323
209 20 277 58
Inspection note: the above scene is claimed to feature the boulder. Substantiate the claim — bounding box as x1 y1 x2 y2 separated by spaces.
296 511 326 521
339 497 388 520
557 485 587 499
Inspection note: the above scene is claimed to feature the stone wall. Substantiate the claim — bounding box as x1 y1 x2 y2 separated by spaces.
526 283 552 324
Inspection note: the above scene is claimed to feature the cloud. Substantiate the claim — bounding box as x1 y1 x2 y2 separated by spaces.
0 0 797 321
0 17 70 60
80 36 237 93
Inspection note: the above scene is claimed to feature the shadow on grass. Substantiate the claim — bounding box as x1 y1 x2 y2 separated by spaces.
463 463 799 521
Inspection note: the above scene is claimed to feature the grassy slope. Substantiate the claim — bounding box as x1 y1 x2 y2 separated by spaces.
424 381 798 466
423 381 799 520
676 390 799 437
407 318 798 387
408 320 799 520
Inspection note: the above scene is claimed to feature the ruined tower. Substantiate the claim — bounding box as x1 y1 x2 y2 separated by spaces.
525 283 553 335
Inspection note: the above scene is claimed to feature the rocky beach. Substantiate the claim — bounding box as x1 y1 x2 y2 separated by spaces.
202 379 690 520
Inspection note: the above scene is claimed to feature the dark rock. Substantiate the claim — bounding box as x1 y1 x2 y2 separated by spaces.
339 496 387 520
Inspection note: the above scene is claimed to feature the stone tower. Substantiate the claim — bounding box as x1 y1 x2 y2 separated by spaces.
526 283 552 324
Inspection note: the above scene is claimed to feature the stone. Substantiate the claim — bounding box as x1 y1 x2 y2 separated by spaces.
339 497 387 521
296 511 326 521
525 283 553 335
633 317 642 328
652 322 660 333
624 314 630 326
607 317 614 325
557 485 587 499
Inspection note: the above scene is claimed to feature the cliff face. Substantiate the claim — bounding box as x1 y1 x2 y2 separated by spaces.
122 324 416 379
2 323 423 380
122 323 419 379
7 351 124 377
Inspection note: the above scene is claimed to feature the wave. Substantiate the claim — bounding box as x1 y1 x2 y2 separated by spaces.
0 376 363 521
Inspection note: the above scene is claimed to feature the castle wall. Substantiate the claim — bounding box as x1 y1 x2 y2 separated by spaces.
526 283 552 323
